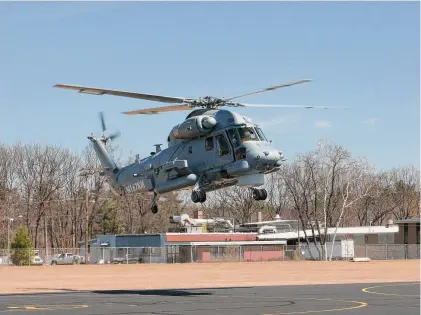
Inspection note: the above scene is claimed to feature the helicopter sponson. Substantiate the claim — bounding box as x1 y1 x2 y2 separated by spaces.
171 115 217 139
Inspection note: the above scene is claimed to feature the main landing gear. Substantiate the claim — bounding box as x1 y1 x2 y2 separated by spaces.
151 192 159 214
251 188 267 201
191 190 207 203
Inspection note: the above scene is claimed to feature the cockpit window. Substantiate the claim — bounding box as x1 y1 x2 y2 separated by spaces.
237 126 259 142
227 128 241 148
216 134 230 156
255 127 268 142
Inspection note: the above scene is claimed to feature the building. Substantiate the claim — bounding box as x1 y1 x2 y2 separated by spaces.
80 231 287 264
80 234 166 264
238 215 399 246
395 218 420 245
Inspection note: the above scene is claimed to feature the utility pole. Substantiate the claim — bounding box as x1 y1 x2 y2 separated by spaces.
85 176 89 265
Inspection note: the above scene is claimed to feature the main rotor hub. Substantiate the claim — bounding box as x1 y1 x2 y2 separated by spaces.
189 96 225 108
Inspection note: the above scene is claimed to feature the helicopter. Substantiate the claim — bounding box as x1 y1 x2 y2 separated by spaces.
54 79 344 214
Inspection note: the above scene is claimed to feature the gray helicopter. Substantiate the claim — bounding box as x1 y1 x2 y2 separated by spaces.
54 80 343 214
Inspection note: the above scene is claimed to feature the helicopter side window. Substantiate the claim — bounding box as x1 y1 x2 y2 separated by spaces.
215 134 230 156
205 137 214 151
237 126 259 142
227 128 241 148
255 127 268 142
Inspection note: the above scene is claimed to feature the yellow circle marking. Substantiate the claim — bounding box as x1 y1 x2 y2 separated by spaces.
1 305 88 312
158 295 368 314
362 282 420 298
262 297 368 315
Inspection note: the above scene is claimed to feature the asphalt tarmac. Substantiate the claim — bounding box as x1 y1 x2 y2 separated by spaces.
0 282 419 315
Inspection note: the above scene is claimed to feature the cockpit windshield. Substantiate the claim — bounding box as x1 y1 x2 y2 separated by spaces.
227 125 267 146
237 126 259 142
227 128 242 148
255 127 268 142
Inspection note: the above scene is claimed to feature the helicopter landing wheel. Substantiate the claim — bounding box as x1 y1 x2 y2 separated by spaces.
151 203 158 214
198 190 206 203
252 188 260 200
252 188 267 201
191 190 200 203
259 188 268 201
191 190 206 203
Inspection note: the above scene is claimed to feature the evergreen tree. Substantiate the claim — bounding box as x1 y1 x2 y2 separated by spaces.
10 225 33 266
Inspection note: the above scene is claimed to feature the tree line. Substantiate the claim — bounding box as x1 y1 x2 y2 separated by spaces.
0 139 419 251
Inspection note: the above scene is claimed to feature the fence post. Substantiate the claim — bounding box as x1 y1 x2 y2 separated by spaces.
126 247 128 264
190 246 193 263
172 246 175 264
365 245 367 257
386 244 388 260
149 247 152 264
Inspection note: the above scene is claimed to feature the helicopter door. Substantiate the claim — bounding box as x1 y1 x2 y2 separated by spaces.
214 132 233 165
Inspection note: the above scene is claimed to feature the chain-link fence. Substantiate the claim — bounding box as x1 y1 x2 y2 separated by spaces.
0 244 419 266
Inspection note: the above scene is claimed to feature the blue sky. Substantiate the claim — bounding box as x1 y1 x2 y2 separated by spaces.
0 2 419 171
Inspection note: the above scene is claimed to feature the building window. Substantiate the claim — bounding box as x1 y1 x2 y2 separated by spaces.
404 223 408 244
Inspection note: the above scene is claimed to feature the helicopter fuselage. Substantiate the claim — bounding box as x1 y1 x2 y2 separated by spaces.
94 109 284 199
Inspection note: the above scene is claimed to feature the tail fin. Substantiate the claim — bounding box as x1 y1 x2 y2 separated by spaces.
88 135 118 173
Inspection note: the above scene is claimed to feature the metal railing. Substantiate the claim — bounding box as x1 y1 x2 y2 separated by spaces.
0 244 419 266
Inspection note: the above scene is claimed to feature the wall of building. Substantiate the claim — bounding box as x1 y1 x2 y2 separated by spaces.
192 245 285 262
365 234 378 245
395 223 419 244
408 224 418 244
165 233 257 243
116 234 164 247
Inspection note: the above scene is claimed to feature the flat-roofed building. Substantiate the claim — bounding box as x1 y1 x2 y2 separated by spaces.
395 218 420 245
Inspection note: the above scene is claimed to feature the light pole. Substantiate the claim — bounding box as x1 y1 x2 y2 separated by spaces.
7 218 13 264
83 175 95 265
7 215 23 264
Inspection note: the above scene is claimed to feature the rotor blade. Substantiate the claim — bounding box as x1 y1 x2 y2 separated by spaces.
122 104 193 115
99 112 106 132
233 103 347 109
222 79 312 102
109 131 121 140
54 84 188 104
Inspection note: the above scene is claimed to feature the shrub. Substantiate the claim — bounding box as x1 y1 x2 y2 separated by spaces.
10 225 33 266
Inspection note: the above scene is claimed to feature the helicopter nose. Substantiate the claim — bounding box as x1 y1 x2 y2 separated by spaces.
248 149 282 171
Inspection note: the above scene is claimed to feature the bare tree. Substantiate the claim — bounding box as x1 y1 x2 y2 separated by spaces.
264 172 293 220
279 140 375 260
387 166 420 220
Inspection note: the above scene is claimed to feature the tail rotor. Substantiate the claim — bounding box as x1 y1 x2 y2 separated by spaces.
98 111 121 144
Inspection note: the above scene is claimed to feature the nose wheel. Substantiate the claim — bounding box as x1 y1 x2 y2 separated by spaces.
150 192 159 214
191 190 207 203
251 188 267 201
151 203 158 214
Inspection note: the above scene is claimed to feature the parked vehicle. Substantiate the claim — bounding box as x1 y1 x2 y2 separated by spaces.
51 253 80 265
32 255 43 265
